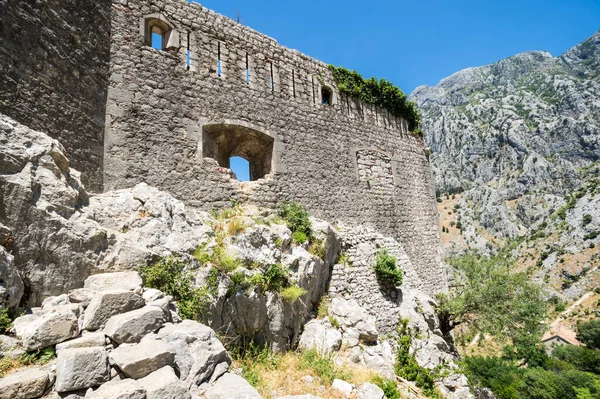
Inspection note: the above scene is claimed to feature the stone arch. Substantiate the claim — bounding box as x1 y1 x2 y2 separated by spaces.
355 148 395 187
202 122 278 181
140 13 180 50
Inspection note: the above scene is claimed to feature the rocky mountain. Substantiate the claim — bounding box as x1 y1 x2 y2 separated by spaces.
410 30 600 302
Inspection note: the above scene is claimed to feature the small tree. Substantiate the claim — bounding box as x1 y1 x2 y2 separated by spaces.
436 245 547 363
577 319 600 350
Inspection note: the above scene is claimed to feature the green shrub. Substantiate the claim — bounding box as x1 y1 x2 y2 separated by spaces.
139 257 212 321
373 249 402 286
292 231 308 244
462 356 524 399
262 263 289 291
583 214 593 226
552 345 600 374
193 242 211 264
555 302 566 312
394 319 439 397
584 231 600 240
371 376 401 399
576 319 600 350
0 308 12 334
280 285 307 303
211 245 240 273
327 65 421 133
278 202 312 238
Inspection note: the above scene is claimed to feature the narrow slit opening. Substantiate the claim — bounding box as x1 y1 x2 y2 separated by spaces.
269 61 274 92
186 32 191 70
292 70 296 98
245 53 250 84
217 42 222 77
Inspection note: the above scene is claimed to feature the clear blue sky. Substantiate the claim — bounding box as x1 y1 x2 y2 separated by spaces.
195 0 599 94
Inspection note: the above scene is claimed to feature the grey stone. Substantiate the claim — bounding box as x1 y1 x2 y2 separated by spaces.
331 379 353 397
82 290 145 331
55 332 106 354
68 289 96 308
138 366 191 399
158 320 230 385
13 310 79 351
330 298 378 345
109 339 174 379
356 382 385 399
55 347 109 392
0 246 23 311
84 272 142 292
42 294 70 308
85 379 146 399
0 367 48 399
298 319 342 354
204 373 263 399
104 306 165 344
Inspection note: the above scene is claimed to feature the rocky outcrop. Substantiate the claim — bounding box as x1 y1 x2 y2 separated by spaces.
0 113 213 304
0 272 262 399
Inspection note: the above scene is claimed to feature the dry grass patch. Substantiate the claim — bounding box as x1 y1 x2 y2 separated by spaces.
233 348 377 398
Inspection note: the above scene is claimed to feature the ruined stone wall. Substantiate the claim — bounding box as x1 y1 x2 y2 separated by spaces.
104 0 445 294
0 0 111 191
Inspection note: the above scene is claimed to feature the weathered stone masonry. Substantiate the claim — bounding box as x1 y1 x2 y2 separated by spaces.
0 0 110 191
0 0 445 294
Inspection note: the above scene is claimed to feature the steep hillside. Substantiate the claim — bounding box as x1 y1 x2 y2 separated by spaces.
410 30 600 302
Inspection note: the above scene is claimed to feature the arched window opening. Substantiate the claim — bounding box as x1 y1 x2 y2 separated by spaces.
142 15 179 51
203 124 274 181
230 156 250 181
322 86 333 106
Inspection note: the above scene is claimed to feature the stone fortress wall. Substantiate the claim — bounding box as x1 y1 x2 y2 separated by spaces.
0 0 445 294
0 0 111 191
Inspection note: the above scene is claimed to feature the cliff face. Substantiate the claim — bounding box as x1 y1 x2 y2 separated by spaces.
410 30 600 299
411 30 600 200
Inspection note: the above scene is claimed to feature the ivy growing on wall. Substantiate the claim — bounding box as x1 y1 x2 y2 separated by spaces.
327 65 422 135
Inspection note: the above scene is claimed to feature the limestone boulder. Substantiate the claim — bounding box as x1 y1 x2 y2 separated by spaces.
85 379 146 399
42 294 70 308
356 382 385 399
138 366 190 399
82 290 145 331
347 341 396 380
0 247 24 311
55 332 106 354
204 373 263 399
83 272 142 293
329 298 378 345
104 306 166 344
158 320 230 386
332 379 353 397
55 347 109 392
13 310 79 351
68 288 95 308
109 339 174 379
298 319 342 354
0 367 49 399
